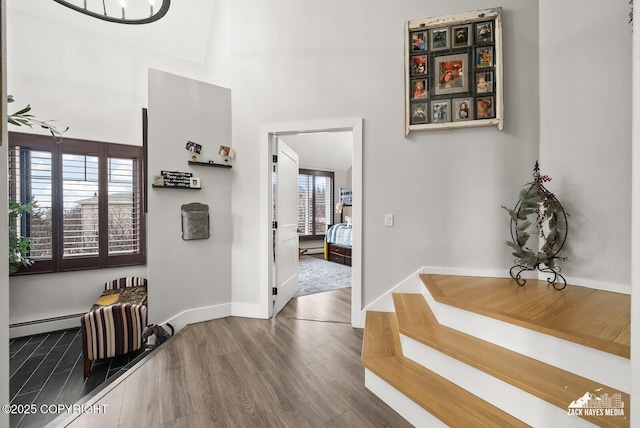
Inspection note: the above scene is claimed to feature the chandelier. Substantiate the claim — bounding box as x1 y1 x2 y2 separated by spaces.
52 0 171 24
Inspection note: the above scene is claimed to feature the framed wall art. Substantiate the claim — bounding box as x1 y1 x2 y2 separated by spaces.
405 7 503 134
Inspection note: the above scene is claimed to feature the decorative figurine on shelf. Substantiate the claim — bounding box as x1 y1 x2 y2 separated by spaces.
191 154 198 162
502 161 569 290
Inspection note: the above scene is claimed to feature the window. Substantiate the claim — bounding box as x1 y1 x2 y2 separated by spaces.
298 169 334 240
9 132 146 274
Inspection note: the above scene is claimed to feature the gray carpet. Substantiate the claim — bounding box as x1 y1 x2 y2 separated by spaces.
296 255 352 297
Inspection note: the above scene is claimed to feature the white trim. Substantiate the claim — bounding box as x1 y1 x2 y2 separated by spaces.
231 302 268 319
260 118 363 327
360 267 424 326
160 303 231 333
9 316 82 339
420 287 630 392
364 369 447 428
401 335 595 428
559 275 630 295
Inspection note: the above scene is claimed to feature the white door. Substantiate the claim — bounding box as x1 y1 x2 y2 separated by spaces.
273 138 299 315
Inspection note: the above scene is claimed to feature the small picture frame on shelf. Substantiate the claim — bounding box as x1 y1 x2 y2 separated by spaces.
476 96 495 119
186 141 202 154
475 21 494 44
430 27 449 51
190 177 201 189
218 145 235 158
452 98 473 121
452 24 471 47
431 100 450 123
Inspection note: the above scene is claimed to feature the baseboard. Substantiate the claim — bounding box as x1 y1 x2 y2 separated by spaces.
9 314 85 339
160 303 231 333
560 275 630 295
360 268 424 326
421 265 631 295
231 302 269 319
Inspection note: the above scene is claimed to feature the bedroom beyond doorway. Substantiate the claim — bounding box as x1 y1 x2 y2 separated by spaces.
296 254 351 297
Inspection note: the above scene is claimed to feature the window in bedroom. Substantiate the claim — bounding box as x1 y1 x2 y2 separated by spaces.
8 132 146 274
298 169 334 240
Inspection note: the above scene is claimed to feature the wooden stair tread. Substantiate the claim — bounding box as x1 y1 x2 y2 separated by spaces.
420 274 630 358
362 311 529 428
394 293 630 428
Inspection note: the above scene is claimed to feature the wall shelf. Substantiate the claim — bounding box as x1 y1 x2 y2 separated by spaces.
152 184 200 190
188 161 232 169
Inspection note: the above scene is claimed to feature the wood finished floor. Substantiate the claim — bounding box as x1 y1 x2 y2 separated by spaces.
66 288 412 428
422 274 631 358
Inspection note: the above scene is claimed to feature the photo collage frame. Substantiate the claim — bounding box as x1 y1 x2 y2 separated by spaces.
405 8 503 133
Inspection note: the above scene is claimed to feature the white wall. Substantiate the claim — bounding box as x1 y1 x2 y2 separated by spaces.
228 0 540 309
147 70 232 329
539 1 632 293
5 5 213 332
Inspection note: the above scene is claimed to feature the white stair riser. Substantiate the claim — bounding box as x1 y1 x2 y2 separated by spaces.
364 369 447 428
401 334 596 428
420 287 631 392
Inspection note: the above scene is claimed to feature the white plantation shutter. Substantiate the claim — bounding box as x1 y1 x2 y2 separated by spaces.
298 169 334 239
108 157 142 255
62 154 100 256
8 147 53 259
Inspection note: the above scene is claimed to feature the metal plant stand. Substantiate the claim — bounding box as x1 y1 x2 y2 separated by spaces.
506 162 568 290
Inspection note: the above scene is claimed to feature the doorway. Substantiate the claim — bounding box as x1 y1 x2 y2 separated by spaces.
280 132 353 298
260 118 363 328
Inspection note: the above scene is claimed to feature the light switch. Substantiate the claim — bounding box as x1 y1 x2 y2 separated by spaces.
385 213 394 227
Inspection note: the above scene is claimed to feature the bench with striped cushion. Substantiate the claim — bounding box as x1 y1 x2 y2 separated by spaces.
81 277 148 377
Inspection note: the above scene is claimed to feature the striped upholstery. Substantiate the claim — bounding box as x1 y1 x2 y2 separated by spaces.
81 303 148 361
104 276 147 291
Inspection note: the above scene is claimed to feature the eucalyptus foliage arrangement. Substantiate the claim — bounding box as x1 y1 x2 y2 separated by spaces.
502 162 568 289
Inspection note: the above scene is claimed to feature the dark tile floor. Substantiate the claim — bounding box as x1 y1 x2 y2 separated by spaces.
9 328 142 428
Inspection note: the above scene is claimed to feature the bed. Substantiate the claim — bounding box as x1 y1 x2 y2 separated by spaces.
325 223 352 266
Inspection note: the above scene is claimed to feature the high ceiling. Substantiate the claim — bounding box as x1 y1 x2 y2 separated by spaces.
7 0 216 63
279 131 353 172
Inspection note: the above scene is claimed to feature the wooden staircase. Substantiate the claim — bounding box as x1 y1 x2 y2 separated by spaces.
361 274 630 427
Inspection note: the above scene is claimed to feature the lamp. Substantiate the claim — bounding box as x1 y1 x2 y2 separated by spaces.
52 0 170 24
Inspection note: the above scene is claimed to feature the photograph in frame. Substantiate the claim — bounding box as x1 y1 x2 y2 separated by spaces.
411 55 428 76
434 53 468 96
185 141 202 154
452 98 473 121
452 25 471 47
476 96 495 119
431 100 450 123
476 71 494 93
411 79 428 99
411 102 428 124
411 31 427 52
475 21 494 44
190 177 201 189
475 46 494 69
430 27 449 51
